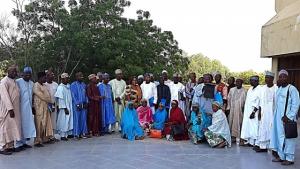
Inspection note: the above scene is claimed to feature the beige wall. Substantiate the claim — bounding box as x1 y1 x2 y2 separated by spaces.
276 0 299 12
261 0 300 57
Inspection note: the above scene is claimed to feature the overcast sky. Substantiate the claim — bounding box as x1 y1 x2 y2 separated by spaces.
0 0 276 72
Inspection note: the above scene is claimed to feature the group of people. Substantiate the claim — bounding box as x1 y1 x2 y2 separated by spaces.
0 66 299 166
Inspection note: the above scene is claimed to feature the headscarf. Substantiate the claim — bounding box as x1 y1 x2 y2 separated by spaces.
169 100 186 124
137 100 153 126
153 102 168 130
208 109 231 147
121 102 144 141
88 74 96 80
212 101 222 109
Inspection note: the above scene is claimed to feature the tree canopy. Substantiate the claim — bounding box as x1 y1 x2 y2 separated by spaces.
1 0 189 79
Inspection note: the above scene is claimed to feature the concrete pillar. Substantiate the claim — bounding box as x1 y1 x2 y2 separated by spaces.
272 57 279 80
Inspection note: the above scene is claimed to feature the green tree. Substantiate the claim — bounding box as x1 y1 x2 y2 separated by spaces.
188 53 231 79
8 0 188 80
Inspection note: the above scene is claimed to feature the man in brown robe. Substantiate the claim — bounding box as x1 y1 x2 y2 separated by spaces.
226 78 247 144
33 72 54 147
0 66 22 155
86 74 101 136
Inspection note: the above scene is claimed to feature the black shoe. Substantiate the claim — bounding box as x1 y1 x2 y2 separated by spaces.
252 146 259 151
255 148 268 153
0 150 12 155
13 147 25 152
22 144 32 149
34 143 44 148
61 137 68 141
67 135 74 139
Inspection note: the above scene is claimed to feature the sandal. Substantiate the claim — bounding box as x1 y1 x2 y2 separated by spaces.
281 160 294 166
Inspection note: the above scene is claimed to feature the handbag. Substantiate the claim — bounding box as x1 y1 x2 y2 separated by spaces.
283 86 298 139
149 129 162 139
171 124 185 135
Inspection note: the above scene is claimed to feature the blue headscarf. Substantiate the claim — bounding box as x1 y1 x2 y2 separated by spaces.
153 102 168 130
121 102 144 141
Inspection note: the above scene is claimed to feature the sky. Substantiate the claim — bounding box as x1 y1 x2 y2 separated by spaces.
0 0 276 72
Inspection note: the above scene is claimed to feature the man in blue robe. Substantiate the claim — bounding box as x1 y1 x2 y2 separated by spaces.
192 74 214 128
70 72 88 139
270 69 300 166
15 67 36 150
98 73 116 133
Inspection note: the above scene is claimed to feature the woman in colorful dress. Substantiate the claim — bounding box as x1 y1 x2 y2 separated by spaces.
136 99 153 132
204 101 231 148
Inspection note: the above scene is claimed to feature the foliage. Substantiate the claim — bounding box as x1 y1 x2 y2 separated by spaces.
187 53 265 84
235 70 265 85
188 53 232 78
3 0 188 80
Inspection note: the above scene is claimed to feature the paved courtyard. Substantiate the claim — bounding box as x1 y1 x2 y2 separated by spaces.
0 133 299 169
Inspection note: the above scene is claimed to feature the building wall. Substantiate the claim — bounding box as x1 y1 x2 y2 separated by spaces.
261 0 300 57
276 0 300 13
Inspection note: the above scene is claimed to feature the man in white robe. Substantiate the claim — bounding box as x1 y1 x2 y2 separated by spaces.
109 69 126 132
44 70 59 140
255 71 277 152
270 70 300 165
161 70 173 87
141 73 157 114
169 73 186 113
54 73 73 141
240 75 261 146
15 67 36 149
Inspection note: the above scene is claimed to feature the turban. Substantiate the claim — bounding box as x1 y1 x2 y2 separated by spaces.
115 69 122 75
23 66 32 74
265 71 275 77
61 73 69 79
88 74 96 80
279 69 289 76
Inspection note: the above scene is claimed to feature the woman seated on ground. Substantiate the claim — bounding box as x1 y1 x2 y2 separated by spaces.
163 100 189 141
189 103 212 144
189 104 203 144
137 99 153 133
152 102 168 130
121 102 144 141
204 101 231 148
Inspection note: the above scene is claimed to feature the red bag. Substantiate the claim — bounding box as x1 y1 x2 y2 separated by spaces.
149 129 162 139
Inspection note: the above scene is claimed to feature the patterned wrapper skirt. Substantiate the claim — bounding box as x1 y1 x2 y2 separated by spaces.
204 130 225 147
